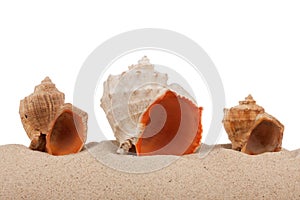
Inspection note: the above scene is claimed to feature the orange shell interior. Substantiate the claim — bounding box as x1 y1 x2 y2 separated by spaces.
46 110 85 156
135 90 203 156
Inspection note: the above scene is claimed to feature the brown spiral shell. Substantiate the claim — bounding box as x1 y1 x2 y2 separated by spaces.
19 77 88 155
19 77 65 151
223 95 284 155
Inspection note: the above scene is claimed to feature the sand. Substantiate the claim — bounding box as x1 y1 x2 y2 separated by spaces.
1 141 300 199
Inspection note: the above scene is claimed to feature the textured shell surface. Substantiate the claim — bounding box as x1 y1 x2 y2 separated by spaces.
222 95 264 150
19 77 65 151
223 95 284 155
101 56 201 154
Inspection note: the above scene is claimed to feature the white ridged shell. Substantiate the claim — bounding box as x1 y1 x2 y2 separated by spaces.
100 56 196 153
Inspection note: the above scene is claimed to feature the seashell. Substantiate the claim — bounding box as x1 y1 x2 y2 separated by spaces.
46 103 88 155
19 77 65 151
100 56 203 155
19 77 88 155
223 95 284 155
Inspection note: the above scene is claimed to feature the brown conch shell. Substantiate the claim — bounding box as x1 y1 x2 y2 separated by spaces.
19 77 65 151
19 77 88 155
101 56 203 156
223 95 284 155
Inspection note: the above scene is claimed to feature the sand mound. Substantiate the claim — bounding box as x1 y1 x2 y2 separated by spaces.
1 141 300 199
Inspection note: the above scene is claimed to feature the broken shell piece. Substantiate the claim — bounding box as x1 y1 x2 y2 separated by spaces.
46 103 88 156
223 95 284 155
100 56 203 155
19 77 88 155
19 77 65 151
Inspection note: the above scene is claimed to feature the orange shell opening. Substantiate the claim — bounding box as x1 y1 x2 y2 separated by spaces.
242 120 283 155
46 109 85 156
135 90 203 156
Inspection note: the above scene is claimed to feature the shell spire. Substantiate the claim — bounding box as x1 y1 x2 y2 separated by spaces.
138 56 150 65
34 77 60 93
239 94 255 105
129 56 153 70
236 94 264 114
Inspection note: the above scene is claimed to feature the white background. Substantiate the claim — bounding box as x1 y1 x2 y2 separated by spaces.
0 1 299 150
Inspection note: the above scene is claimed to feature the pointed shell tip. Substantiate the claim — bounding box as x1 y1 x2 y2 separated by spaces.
42 76 52 83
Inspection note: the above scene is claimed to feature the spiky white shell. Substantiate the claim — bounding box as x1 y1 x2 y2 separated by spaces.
100 56 196 153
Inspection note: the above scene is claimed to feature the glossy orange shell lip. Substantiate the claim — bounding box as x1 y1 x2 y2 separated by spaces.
46 103 87 156
135 90 203 156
